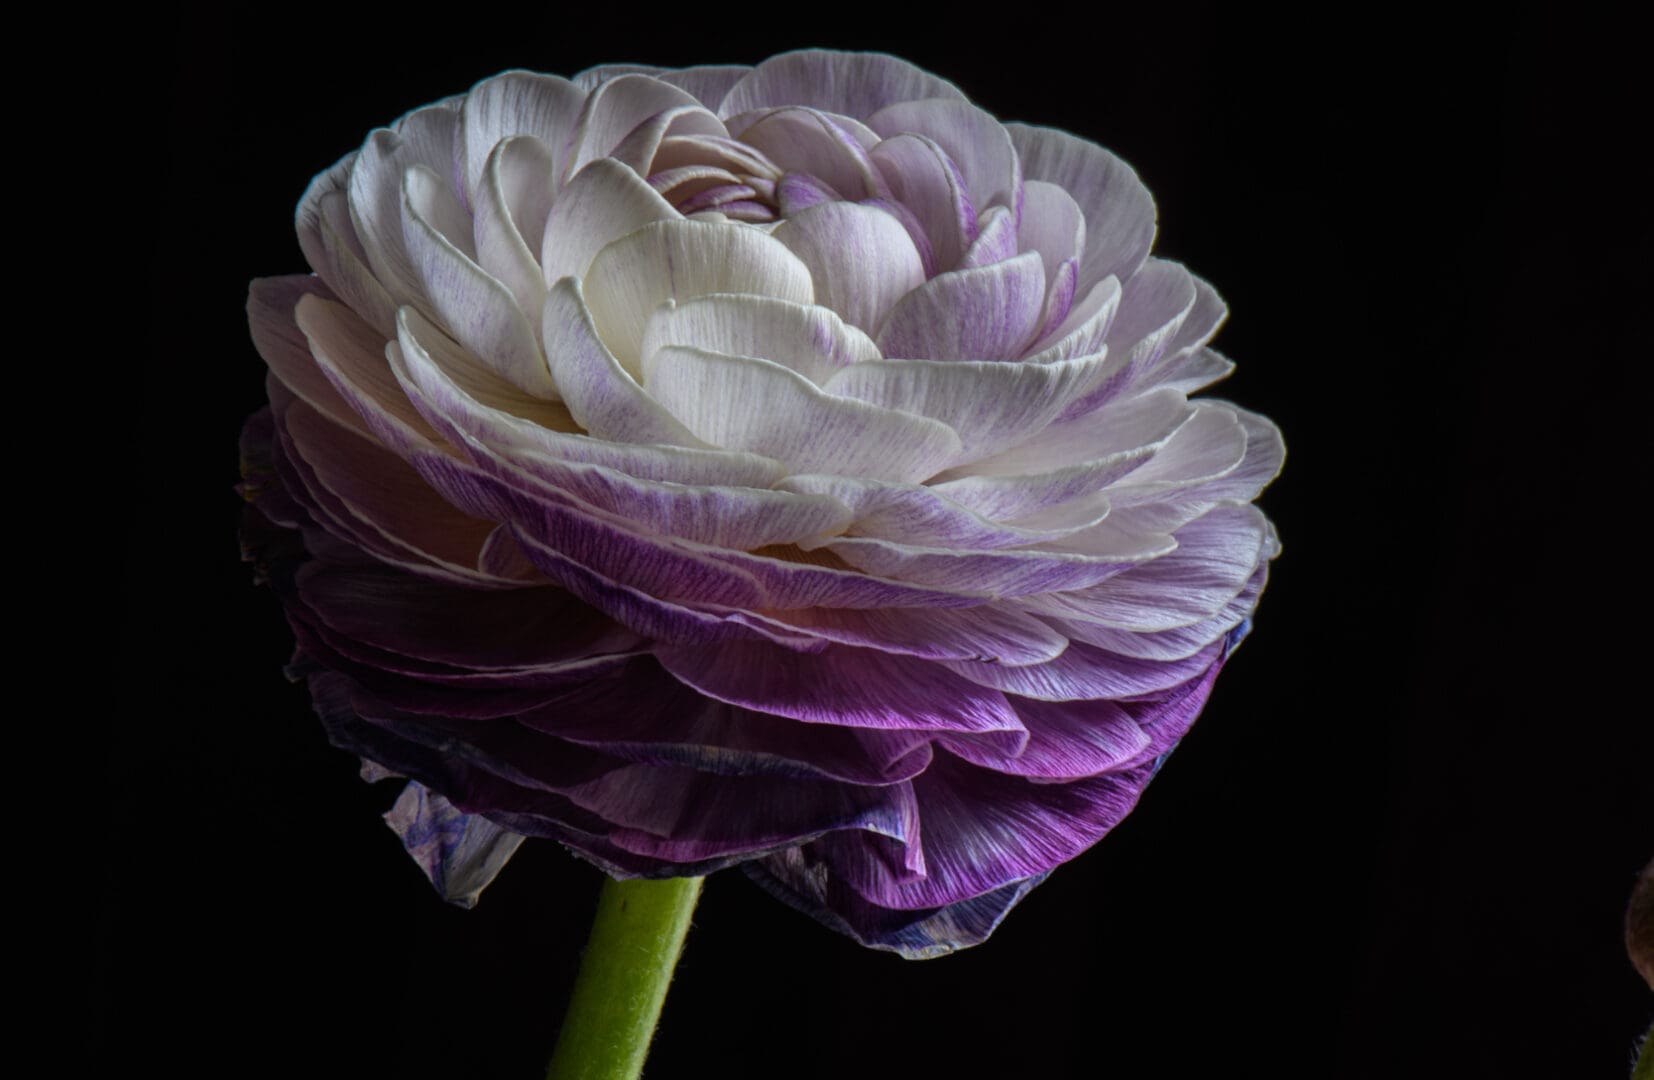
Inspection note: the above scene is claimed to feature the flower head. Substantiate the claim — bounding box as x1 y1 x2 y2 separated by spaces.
242 49 1282 956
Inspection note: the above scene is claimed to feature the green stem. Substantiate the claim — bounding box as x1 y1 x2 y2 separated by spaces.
546 876 704 1080
1635 1023 1653 1080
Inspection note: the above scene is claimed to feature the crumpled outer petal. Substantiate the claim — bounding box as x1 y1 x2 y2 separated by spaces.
241 49 1281 958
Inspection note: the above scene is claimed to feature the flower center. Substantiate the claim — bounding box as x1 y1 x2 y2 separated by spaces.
644 136 788 223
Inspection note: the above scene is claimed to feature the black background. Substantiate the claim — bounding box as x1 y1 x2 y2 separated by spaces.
108 5 1649 1077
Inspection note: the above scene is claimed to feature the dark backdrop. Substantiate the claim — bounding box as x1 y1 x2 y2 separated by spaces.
109 6 1649 1077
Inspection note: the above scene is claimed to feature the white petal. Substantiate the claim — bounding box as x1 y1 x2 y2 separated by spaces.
295 294 442 456
869 133 974 273
391 304 787 488
959 205 1019 269
606 105 727 175
1023 276 1121 363
347 105 459 313
473 136 556 318
1156 346 1236 394
779 474 1109 550
539 157 681 287
641 293 878 387
645 345 961 482
1017 180 1086 300
657 66 753 110
459 71 585 206
565 74 703 179
875 252 1045 362
541 277 705 446
824 351 1109 462
249 276 373 442
582 219 814 373
297 155 398 334
401 166 556 399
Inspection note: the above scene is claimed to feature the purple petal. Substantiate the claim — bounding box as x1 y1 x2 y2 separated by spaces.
293 558 637 672
279 395 505 581
729 602 1068 666
745 854 1047 958
938 698 1152 781
822 531 1168 596
869 133 976 273
1024 503 1271 631
655 639 1027 742
942 637 1224 703
1054 565 1270 661
875 253 1045 362
816 750 1164 911
771 201 925 334
384 781 525 908
520 658 933 784
867 98 1021 218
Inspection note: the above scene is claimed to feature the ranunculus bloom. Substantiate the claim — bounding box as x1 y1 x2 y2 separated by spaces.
242 49 1282 956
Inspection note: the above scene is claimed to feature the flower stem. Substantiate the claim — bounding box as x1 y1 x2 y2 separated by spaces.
545 876 703 1080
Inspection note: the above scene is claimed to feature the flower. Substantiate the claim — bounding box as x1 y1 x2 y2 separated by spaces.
241 49 1282 957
